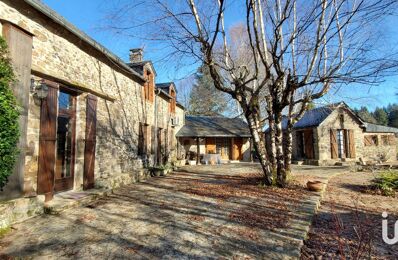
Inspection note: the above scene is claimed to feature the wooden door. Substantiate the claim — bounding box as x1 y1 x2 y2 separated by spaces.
232 138 243 160
54 89 77 192
37 82 58 195
303 130 314 159
83 95 97 190
206 138 216 154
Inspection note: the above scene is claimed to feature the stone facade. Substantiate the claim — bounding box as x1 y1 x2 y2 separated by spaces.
0 0 184 201
362 132 397 162
291 107 397 165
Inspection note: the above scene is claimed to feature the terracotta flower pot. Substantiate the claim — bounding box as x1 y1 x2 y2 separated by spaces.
307 181 324 192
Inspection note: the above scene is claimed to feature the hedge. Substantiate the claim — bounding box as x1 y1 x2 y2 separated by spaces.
0 36 19 190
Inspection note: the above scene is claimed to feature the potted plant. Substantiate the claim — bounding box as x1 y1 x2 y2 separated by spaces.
306 180 325 192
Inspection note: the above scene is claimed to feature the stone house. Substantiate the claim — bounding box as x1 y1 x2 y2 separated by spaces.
0 0 185 203
176 116 252 163
274 102 398 166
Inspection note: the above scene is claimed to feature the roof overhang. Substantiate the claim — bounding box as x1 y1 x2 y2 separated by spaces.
21 0 145 83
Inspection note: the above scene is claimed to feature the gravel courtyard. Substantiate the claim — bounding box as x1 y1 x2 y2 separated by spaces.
0 163 346 259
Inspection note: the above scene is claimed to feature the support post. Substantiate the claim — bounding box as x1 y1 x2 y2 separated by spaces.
249 138 253 162
196 137 200 165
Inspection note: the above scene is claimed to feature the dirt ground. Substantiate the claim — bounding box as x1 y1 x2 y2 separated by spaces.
301 171 398 259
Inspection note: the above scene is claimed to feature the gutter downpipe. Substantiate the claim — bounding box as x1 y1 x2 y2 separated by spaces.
154 89 161 166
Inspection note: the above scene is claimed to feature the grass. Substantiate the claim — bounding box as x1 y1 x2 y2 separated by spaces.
372 170 398 196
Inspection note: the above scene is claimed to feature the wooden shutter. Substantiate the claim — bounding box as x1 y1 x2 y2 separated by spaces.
304 130 314 159
83 95 97 190
1 23 33 197
347 130 356 158
138 123 144 155
364 135 373 146
37 83 58 194
151 126 156 154
330 129 338 159
388 135 396 145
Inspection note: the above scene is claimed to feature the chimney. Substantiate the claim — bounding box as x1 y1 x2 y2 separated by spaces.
129 48 143 63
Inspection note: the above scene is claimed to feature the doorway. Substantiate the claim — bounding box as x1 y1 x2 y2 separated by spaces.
216 138 231 160
54 89 76 192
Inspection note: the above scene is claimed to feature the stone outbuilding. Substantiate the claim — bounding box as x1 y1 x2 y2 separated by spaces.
176 116 252 163
0 0 185 204
271 102 398 166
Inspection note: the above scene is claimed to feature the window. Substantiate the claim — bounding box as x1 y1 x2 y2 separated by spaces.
364 135 378 146
337 130 345 158
381 135 396 146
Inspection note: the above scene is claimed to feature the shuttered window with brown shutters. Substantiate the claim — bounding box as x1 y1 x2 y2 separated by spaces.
83 95 97 190
364 135 378 146
330 129 338 159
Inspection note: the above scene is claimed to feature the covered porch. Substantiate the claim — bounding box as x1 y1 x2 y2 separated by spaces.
175 116 253 165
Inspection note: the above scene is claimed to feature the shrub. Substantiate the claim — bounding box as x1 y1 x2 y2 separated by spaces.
372 171 398 196
0 36 19 190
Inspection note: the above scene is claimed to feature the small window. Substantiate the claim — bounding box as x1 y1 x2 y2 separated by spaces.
339 114 344 125
364 135 378 146
381 135 396 146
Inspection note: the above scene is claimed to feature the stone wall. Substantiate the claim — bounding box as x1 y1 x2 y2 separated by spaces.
362 133 397 162
0 0 181 197
316 108 364 165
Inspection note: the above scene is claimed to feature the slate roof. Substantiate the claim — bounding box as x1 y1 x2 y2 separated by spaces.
176 116 251 137
156 82 174 93
291 106 335 129
127 61 157 76
364 123 398 133
264 102 362 131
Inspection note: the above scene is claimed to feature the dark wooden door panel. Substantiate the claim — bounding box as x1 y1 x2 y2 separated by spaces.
37 85 58 194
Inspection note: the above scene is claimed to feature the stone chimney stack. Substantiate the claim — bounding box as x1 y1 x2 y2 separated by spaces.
129 48 143 63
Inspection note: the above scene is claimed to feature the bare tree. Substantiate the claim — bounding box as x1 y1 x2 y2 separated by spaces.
106 0 398 187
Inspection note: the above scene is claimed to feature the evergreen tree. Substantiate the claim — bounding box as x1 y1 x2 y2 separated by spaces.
388 107 398 127
355 106 377 123
373 107 388 125
188 64 228 116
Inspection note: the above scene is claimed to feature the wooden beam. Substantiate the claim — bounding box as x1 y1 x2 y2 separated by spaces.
32 66 117 102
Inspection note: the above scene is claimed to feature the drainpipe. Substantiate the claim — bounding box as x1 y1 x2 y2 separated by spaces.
153 88 161 166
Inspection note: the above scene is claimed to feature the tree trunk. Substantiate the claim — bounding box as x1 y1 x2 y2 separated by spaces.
246 112 273 185
268 115 277 171
274 110 287 187
284 120 293 176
